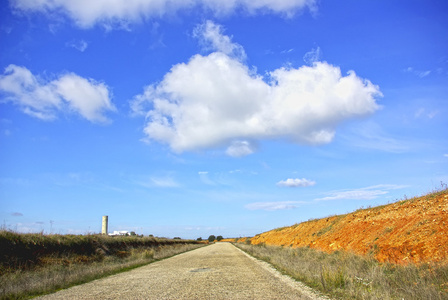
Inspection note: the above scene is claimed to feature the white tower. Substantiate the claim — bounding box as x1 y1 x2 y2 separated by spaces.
102 215 108 235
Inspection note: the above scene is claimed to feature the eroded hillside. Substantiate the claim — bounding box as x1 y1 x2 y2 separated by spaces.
240 189 448 265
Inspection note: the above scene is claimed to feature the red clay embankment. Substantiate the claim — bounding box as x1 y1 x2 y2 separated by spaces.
239 189 448 265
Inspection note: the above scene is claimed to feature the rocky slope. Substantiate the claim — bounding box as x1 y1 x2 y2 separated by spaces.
240 189 448 265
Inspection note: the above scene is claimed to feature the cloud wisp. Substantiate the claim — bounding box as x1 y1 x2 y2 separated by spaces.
316 184 407 201
149 177 180 188
198 171 215 185
341 121 409 153
404 67 431 78
133 175 180 188
131 21 382 156
246 184 407 211
245 201 306 211
193 20 246 61
66 39 89 52
11 0 317 28
226 140 257 157
303 46 322 65
277 178 316 187
0 65 115 123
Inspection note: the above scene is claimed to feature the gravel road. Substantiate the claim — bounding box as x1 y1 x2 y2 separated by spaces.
37 242 327 299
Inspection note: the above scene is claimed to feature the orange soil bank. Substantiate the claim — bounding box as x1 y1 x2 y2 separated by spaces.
241 190 448 265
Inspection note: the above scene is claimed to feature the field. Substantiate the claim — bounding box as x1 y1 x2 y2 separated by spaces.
0 232 204 299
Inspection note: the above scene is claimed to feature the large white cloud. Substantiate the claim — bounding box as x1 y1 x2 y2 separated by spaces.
0 65 115 123
10 0 317 28
131 21 381 155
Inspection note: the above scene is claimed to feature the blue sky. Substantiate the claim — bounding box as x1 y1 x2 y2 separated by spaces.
1 0 447 239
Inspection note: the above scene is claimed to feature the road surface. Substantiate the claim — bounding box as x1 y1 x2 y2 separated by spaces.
38 242 327 299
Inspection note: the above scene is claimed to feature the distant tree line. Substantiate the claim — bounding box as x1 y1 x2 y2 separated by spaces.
200 235 223 242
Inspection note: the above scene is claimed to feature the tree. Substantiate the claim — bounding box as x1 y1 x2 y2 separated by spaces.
196 237 202 241
216 235 223 241
208 235 216 242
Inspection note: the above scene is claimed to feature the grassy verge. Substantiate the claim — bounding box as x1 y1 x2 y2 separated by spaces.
0 231 205 299
235 243 448 300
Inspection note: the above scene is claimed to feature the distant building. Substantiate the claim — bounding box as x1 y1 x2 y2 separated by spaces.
108 230 130 236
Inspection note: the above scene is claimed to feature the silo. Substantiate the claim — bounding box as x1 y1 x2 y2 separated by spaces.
102 215 108 235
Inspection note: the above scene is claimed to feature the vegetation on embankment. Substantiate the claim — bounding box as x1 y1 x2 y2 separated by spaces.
0 231 205 299
235 243 448 300
238 187 448 265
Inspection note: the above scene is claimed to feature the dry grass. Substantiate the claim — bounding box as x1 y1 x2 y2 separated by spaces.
235 243 448 300
0 231 204 299
0 231 202 272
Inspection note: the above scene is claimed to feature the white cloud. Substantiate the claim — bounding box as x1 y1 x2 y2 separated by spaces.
444 154 448 158
131 22 381 156
54 73 115 123
0 65 115 123
245 201 305 211
0 65 61 120
316 184 407 201
11 0 317 28
277 178 316 187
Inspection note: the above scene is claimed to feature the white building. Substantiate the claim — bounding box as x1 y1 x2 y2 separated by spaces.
108 230 130 236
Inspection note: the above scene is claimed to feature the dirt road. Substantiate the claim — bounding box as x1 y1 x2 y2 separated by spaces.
38 243 326 299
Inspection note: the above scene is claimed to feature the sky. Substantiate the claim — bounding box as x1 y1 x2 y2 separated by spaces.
0 0 447 239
